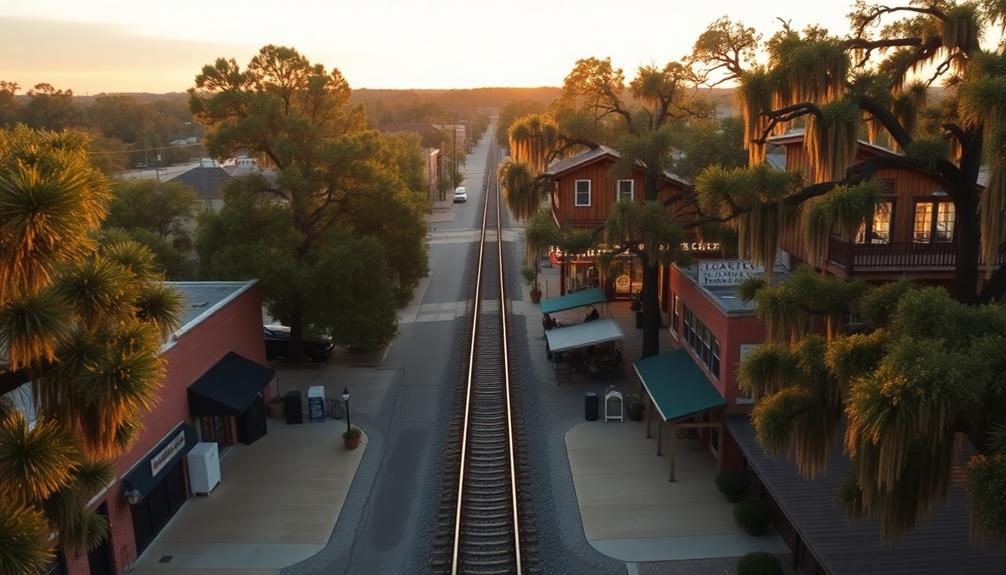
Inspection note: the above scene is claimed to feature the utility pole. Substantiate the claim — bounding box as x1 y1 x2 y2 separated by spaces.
452 119 458 191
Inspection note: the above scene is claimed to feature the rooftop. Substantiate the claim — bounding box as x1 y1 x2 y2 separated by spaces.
674 261 790 315
543 145 690 187
725 415 1006 575
168 281 258 342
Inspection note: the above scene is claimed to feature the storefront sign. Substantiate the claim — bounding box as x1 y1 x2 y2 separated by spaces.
150 430 187 477
680 241 721 252
698 260 764 287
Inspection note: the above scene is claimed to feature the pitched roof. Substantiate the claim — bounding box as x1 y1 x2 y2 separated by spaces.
170 166 231 202
768 129 900 157
725 415 1006 575
543 145 690 187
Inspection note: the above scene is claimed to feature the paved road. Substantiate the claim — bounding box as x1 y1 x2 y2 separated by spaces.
280 130 492 575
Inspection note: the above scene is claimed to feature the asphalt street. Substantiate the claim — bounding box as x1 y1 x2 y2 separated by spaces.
281 127 622 575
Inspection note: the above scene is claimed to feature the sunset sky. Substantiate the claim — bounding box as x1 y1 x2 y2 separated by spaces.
2 1 863 94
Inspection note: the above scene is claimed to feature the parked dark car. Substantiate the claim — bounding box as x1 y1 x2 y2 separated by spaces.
263 324 334 362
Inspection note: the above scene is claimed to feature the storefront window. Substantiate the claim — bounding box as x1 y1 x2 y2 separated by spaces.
681 305 720 380
671 294 680 333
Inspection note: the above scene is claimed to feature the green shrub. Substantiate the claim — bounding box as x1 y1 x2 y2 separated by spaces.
736 552 782 575
734 498 772 536
716 470 750 502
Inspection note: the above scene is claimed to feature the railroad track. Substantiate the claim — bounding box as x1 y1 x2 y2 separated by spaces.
431 125 538 575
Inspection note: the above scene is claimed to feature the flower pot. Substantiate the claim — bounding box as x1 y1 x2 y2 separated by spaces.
267 399 285 418
343 436 360 450
530 288 542 304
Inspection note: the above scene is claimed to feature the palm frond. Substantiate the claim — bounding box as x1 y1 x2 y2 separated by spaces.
0 501 52 575
134 283 185 339
0 287 69 370
0 411 79 504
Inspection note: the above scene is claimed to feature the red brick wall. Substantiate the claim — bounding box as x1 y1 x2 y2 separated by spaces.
65 282 266 575
668 266 766 408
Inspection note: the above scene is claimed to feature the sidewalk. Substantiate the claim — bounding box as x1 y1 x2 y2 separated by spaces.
131 419 367 574
514 261 788 572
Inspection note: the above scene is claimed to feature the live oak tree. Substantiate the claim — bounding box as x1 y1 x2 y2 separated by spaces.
500 57 712 358
688 1 1006 538
0 126 183 573
190 45 427 356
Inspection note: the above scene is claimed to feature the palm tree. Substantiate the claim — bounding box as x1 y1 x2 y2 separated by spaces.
0 126 182 573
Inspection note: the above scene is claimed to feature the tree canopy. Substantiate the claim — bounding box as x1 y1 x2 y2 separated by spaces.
0 126 183 573
191 45 427 353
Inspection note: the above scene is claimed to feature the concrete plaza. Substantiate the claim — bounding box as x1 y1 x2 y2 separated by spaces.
131 419 367 574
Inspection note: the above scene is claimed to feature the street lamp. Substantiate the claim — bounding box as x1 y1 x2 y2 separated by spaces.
342 388 351 433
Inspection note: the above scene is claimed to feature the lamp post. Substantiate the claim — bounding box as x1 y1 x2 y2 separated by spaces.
342 388 351 433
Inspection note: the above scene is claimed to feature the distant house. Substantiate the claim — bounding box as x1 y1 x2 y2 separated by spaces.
171 165 232 214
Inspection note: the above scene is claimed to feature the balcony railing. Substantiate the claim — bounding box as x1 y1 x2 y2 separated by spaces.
827 236 1006 272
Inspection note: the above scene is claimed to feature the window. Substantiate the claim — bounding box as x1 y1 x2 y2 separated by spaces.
671 294 680 334
914 200 955 243
617 179 634 202
680 305 720 380
855 201 892 244
575 179 591 207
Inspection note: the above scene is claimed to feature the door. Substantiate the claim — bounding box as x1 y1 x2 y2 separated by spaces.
238 395 268 445
131 464 187 556
87 504 114 575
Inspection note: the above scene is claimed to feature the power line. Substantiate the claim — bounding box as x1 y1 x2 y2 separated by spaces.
87 142 204 156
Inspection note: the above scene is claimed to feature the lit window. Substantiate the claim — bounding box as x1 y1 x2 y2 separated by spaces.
936 202 955 242
914 201 955 243
575 180 591 207
856 201 892 244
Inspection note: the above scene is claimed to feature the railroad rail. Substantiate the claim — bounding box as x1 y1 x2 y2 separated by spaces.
432 125 538 574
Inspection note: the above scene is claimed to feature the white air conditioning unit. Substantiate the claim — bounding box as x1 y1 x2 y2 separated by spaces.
187 442 220 495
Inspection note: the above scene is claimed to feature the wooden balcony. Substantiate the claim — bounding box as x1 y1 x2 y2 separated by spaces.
826 236 1006 273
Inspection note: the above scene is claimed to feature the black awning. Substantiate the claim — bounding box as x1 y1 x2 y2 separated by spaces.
187 352 274 417
122 423 196 500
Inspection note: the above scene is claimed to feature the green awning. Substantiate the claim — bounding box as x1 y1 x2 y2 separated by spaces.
633 350 726 422
540 287 606 314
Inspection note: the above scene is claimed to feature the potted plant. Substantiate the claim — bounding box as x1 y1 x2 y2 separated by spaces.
625 394 645 421
715 470 750 503
736 552 782 575
733 498 772 536
522 264 542 304
267 396 285 419
343 427 361 450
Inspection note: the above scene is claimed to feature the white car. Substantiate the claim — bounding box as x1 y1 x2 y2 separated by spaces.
453 186 467 203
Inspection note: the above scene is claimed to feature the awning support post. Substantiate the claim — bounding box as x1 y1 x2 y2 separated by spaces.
656 419 663 456
645 393 653 439
669 425 677 482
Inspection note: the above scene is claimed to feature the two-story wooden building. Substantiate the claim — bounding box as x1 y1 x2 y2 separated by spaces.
543 145 699 301
769 131 1002 288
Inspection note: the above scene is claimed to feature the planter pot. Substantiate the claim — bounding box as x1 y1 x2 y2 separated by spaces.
343 436 361 450
530 288 542 304
627 405 645 421
267 400 285 419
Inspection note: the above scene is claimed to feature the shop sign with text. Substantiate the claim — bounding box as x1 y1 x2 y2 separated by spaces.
698 260 764 287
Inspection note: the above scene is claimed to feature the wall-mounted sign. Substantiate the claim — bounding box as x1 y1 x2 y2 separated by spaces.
680 242 721 252
150 430 187 477
698 260 765 287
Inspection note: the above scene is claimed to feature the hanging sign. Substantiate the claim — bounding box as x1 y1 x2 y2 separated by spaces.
698 260 765 287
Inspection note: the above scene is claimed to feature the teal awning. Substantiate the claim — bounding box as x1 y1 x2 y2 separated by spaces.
545 319 623 353
633 350 726 422
540 288 606 314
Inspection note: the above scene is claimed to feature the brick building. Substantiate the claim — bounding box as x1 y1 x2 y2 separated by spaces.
8 280 273 575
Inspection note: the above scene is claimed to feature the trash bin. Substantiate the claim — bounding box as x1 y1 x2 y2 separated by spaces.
635 311 644 329
284 390 303 424
585 392 599 421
